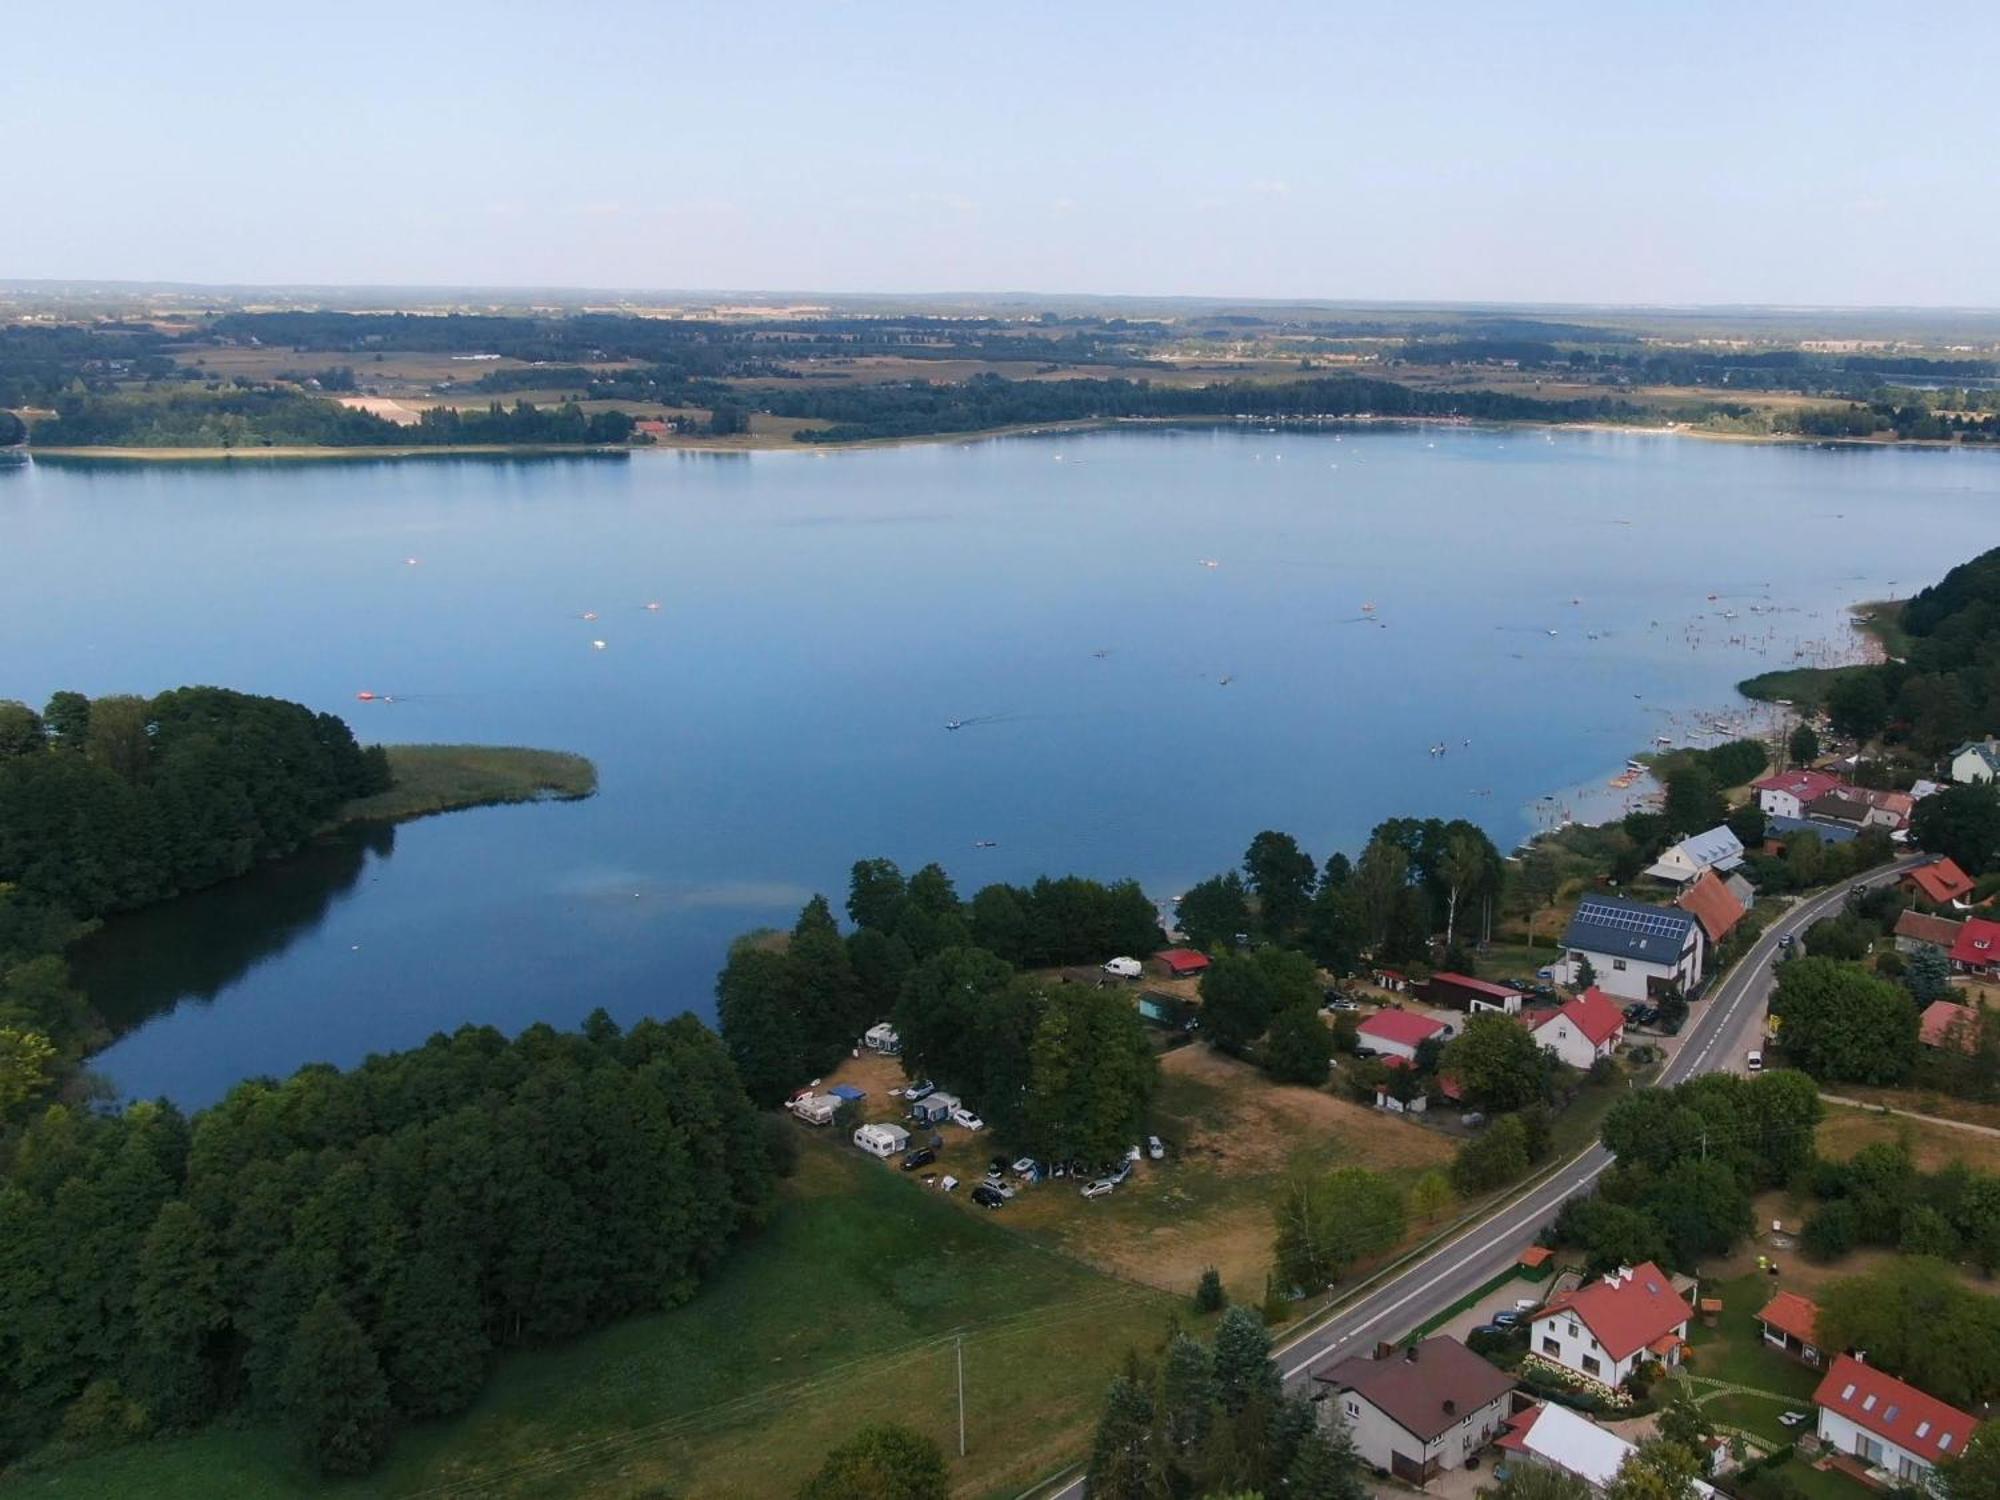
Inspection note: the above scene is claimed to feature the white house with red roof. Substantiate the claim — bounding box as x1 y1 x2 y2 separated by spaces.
1530 1262 1691 1389
1357 1009 1448 1063
1949 916 2000 976
1813 1353 1975 1489
1529 988 1626 1070
1752 770 1846 821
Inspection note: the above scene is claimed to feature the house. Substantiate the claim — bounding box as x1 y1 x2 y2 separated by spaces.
1895 909 1965 955
1813 1353 1974 1489
1949 916 2000 976
852 1121 910 1158
1371 967 1411 993
1724 871 1758 909
1531 1261 1692 1388
1155 947 1211 978
1807 787 1914 832
1357 1009 1448 1063
1950 739 2000 785
1756 1291 1824 1366
1677 869 1747 946
1768 814 1861 847
1753 770 1847 819
789 1093 838 1126
1919 999 1980 1053
1554 895 1704 1003
1312 1337 1515 1484
1374 1067 1429 1114
863 1021 902 1054
632 418 671 440
1497 1400 1717 1498
1426 972 1522 1014
1529 987 1626 1069
1904 858 1975 907
908 1091 960 1125
1644 825 1746 886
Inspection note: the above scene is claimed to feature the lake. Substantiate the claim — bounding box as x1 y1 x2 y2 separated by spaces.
6 425 1997 1108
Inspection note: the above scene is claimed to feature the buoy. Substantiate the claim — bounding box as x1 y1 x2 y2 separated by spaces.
355 691 377 701
582 611 598 621
592 639 607 650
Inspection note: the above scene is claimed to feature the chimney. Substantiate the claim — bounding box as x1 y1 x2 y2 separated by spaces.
1405 1343 1420 1363
1374 1341 1395 1361
1617 1265 1635 1283
1443 1399 1457 1417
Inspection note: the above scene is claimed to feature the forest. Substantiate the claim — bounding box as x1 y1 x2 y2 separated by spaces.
29 391 636 448
0 1012 775 1476
0 688 389 1116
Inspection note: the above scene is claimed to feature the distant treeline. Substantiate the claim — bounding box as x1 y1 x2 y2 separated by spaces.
1776 399 2000 443
29 392 635 448
0 1013 775 1476
0 688 388 1112
752 372 1640 443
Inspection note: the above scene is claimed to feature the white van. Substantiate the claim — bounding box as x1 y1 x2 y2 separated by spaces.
1746 1050 1764 1073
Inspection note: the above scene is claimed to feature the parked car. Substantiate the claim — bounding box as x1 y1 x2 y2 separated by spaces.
1147 1135 1165 1160
1462 1111 1487 1129
1323 990 1359 1011
1780 1411 1811 1428
1081 1179 1115 1199
1747 1050 1764 1073
904 1079 935 1102
1013 1156 1040 1177
980 1177 1015 1199
1778 933 1794 949
1469 1322 1506 1339
1493 1311 1522 1328
971 1184 1005 1209
901 1147 937 1172
950 1106 985 1130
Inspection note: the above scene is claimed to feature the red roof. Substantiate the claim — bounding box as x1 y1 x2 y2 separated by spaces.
1919 1000 1980 1052
1429 971 1516 1000
1907 858 1975 907
1813 1354 1974 1466
1357 1010 1448 1047
1753 770 1845 803
1536 1262 1691 1361
1950 916 2000 969
1895 910 1965 949
1436 1070 1466 1101
1677 870 1747 944
1758 1291 1821 1347
1496 1404 1545 1452
1156 947 1212 976
1532 986 1624 1048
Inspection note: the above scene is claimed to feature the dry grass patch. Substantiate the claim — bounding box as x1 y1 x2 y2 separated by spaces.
1816 1102 2000 1175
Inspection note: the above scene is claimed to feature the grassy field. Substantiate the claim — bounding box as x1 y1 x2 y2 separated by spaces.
7 1147 1173 1500
1683 1271 1823 1445
1815 1101 2000 1175
339 744 597 824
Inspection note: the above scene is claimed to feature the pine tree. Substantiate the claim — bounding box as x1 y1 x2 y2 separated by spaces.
791 895 865 1060
279 1293 392 1476
1211 1306 1279 1414
1156 1332 1215 1457
1289 1415 1366 1500
1086 1371 1159 1500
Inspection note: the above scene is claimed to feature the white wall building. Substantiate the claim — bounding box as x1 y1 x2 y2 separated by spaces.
1530 1262 1691 1390
1312 1337 1515 1485
1950 741 2000 786
1499 1400 1717 1498
1644 826 1745 886
1530 989 1626 1070
1554 896 1704 1003
1814 1354 1973 1492
1752 770 1845 819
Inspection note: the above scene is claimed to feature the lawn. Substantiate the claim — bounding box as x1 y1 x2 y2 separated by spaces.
8 1147 1173 1500
339 744 597 824
1683 1272 1823 1447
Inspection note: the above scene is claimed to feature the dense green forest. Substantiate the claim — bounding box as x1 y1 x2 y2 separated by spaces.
0 688 388 1115
0 1013 775 1475
30 391 635 448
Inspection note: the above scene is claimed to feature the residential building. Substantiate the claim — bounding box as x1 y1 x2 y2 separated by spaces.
1894 909 1965 955
1356 1009 1448 1063
1531 1262 1692 1389
1950 740 2000 786
1903 858 1975 907
1554 896 1704 1003
1807 787 1913 832
1530 987 1626 1069
1919 999 1980 1053
1752 770 1846 820
1949 917 2000 976
1498 1400 1717 1498
1644 825 1745 886
1768 814 1860 847
1813 1353 1974 1489
1312 1337 1515 1484
1426 972 1523 1014
1677 869 1747 947
1756 1291 1824 1366
1155 947 1211 978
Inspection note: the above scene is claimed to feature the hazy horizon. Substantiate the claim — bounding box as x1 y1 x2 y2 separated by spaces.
9 0 2000 306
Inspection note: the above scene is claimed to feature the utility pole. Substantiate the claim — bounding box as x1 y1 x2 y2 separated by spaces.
956 1334 966 1457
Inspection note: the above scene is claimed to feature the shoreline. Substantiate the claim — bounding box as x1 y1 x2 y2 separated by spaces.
335 744 598 826
19 415 1997 464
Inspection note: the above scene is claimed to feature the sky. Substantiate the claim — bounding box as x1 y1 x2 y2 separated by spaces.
7 0 1997 306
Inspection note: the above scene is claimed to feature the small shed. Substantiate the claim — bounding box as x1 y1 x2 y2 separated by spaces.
1518 1245 1555 1280
853 1122 910 1159
1425 972 1521 1014
1156 947 1212 978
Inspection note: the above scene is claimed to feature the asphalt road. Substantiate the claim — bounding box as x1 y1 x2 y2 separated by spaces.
1047 855 1923 1498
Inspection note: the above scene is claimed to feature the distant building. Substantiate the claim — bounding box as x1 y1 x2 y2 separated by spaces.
1554 895 1704 1003
1752 770 1847 820
1425 972 1522 1014
1807 786 1913 832
1312 1337 1515 1484
1768 814 1860 847
1677 869 1748 946
1356 1009 1448 1063
1531 1261 1691 1388
1919 999 1980 1053
1894 909 1965 955
1644 825 1745 886
1756 1290 1824 1366
1498 1400 1718 1498
1949 916 2000 976
1814 1353 1974 1489
1904 857 1975 907
1155 947 1212 978
1529 987 1626 1069
1950 740 2000 786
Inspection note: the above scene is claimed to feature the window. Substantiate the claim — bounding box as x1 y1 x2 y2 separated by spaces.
1612 959 1628 971
1842 1384 1857 1401
1941 1434 1955 1453
1543 1337 1560 1357
1884 1405 1900 1424
1863 1395 1877 1412
1567 1321 1579 1338
1916 1422 1932 1440
1345 1399 1360 1419
1582 1355 1601 1377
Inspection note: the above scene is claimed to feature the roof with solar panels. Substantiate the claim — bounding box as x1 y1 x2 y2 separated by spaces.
1560 893 1699 962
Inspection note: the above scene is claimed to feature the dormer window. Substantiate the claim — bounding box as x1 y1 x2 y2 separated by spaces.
1862 1395 1877 1412
1884 1405 1899 1424
1917 1423 1932 1439
1942 1434 1956 1452
1842 1384 1856 1400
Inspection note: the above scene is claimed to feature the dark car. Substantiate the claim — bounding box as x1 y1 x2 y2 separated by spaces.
901 1147 937 1171
971 1184 1005 1209
1493 1310 1523 1328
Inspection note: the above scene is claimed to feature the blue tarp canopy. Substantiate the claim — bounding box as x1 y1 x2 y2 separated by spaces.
828 1084 866 1101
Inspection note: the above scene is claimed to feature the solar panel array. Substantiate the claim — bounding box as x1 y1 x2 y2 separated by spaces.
1576 898 1690 939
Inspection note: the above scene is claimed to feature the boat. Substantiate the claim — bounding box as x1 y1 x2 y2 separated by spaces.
355 691 377 702
645 601 661 612
973 839 998 849
945 720 963 731
1360 601 1376 612
591 640 607 650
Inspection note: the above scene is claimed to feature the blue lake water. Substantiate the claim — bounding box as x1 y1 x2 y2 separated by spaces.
5 425 1997 1107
